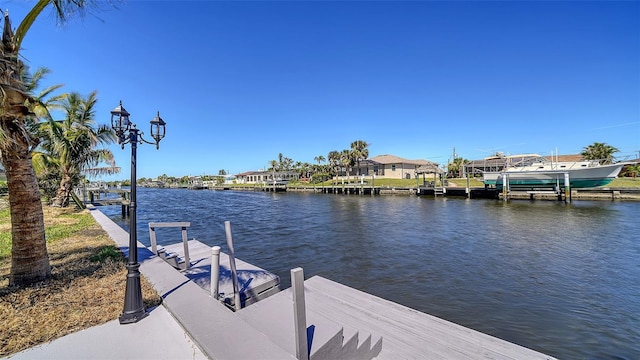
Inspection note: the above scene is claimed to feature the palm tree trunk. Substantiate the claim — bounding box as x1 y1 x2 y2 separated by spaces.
1 10 50 286
2 143 50 286
52 172 72 207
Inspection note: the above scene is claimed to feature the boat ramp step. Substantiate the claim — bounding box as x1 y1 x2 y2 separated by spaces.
157 248 187 270
238 282 382 360
222 284 281 310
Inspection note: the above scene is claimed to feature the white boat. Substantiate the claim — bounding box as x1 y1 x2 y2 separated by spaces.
482 155 627 190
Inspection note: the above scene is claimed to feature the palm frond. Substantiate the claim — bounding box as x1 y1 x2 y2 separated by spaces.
14 0 50 49
32 150 60 176
15 0 95 49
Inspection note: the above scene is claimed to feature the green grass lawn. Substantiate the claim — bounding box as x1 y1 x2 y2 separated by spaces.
608 177 640 187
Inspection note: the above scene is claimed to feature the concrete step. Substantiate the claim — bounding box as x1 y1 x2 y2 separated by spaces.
312 326 383 360
163 253 180 268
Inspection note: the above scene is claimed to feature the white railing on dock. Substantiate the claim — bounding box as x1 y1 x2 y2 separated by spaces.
148 221 191 269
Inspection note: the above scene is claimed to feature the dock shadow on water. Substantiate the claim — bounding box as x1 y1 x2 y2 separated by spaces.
100 187 640 360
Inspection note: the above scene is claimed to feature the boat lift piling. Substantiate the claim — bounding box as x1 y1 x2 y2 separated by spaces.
502 173 509 201
225 221 242 311
565 172 572 202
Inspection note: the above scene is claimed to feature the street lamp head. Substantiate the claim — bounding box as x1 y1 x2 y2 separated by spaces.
149 111 166 149
111 101 131 141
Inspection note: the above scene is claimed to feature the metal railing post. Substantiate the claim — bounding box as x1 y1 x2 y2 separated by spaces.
148 224 158 255
181 226 190 269
225 221 241 311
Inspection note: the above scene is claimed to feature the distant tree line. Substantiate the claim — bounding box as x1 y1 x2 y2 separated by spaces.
264 140 370 184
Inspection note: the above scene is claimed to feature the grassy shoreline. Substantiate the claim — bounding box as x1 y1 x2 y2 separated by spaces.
0 203 161 357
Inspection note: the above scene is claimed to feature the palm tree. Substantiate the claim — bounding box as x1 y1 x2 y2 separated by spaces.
622 164 640 178
37 91 118 207
27 68 68 202
350 140 369 176
313 155 325 182
269 159 278 184
448 157 469 178
340 149 353 182
278 153 293 171
1 2 96 286
581 142 619 164
327 150 341 184
311 155 326 183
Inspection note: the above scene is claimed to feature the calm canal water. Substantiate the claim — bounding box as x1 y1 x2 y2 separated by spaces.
100 188 639 359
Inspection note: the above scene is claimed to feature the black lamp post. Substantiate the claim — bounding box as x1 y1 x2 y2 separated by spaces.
110 101 166 324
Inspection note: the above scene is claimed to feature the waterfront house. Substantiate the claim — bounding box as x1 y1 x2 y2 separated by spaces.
357 154 440 180
190 176 204 189
202 175 237 188
144 179 165 188
235 170 300 185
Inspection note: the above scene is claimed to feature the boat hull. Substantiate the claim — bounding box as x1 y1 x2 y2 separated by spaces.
486 163 626 190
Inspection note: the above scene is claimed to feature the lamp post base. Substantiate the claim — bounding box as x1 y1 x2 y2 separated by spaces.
119 262 147 324
119 309 147 324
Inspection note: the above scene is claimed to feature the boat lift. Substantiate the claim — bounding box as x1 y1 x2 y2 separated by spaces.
500 171 572 202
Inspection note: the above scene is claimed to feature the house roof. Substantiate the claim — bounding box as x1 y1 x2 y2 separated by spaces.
416 164 443 174
236 171 266 176
367 154 437 167
554 154 584 162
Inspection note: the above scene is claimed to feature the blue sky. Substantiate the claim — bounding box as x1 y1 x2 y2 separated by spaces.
9 0 640 181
